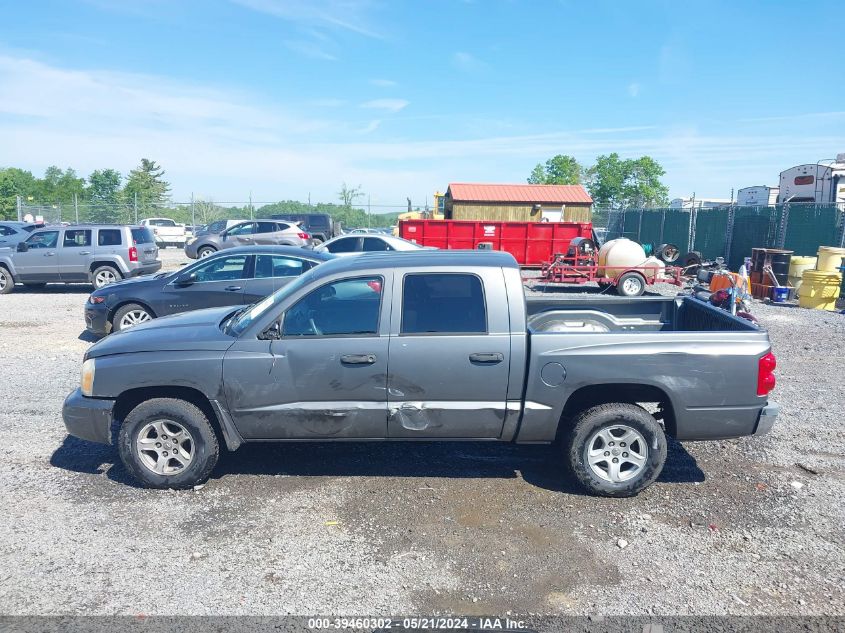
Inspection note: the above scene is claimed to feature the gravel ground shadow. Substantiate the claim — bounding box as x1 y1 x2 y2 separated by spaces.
50 435 705 492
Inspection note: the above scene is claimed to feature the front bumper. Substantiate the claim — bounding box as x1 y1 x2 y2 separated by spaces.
84 302 110 336
62 388 115 445
753 401 780 436
184 242 200 259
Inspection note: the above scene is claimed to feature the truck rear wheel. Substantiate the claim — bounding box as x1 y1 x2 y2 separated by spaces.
118 398 219 489
565 403 667 497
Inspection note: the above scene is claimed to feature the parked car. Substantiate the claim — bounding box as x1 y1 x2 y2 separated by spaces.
140 217 187 248
84 246 334 335
193 219 243 238
0 225 160 294
0 221 42 248
185 220 312 259
269 213 335 243
62 250 778 495
315 234 431 256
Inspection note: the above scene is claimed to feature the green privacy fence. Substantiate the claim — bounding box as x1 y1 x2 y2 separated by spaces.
596 204 845 270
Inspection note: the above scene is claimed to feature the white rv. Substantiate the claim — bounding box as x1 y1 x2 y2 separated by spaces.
736 186 779 206
778 156 845 204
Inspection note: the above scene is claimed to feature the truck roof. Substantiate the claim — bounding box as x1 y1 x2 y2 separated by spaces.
311 249 519 278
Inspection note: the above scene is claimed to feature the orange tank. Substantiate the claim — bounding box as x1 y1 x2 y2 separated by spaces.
709 272 748 294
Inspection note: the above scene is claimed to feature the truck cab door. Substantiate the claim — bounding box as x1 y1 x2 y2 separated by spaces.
222 273 392 439
15 230 60 282
387 269 511 438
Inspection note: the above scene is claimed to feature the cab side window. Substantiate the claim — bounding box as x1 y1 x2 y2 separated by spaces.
25 231 59 249
98 229 122 246
63 229 92 248
283 277 383 337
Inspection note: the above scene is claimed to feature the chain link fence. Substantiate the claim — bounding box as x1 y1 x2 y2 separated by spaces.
593 203 845 269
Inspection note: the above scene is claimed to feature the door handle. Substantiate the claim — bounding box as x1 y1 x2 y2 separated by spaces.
341 354 377 365
44 252 56 257
79 251 91 255
469 352 504 364
225 285 242 291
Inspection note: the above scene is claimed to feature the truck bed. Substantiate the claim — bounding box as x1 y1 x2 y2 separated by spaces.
526 295 759 333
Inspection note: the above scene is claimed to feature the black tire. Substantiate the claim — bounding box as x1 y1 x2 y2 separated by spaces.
118 398 219 489
655 243 680 264
198 246 217 258
0 266 14 294
112 302 155 332
91 265 122 289
616 271 646 297
565 403 667 497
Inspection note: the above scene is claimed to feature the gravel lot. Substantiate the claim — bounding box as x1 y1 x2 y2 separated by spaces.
0 248 843 616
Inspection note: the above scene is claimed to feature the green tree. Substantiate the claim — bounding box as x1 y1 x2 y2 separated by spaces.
123 159 171 213
87 169 123 222
338 182 365 208
585 153 669 208
527 154 582 185
37 166 85 205
0 168 40 220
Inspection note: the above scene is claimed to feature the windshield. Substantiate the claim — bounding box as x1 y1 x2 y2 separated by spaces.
225 269 315 336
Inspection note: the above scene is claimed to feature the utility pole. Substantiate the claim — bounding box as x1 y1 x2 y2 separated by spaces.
367 195 371 228
74 193 79 224
134 192 138 224
190 193 195 229
16 195 22 222
249 191 253 220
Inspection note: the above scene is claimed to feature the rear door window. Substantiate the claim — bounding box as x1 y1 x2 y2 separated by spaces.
326 237 359 253
254 255 307 278
131 227 155 244
63 229 91 247
256 221 278 234
98 229 122 246
401 273 487 334
363 237 392 252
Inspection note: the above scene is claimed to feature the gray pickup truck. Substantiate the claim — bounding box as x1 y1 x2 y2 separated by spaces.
62 251 778 496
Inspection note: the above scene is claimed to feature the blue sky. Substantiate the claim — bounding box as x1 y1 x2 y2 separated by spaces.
1 0 844 209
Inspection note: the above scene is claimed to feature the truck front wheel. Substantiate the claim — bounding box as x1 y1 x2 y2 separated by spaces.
565 403 667 497
118 398 219 489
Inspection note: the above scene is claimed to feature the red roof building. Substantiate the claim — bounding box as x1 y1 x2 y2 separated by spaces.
445 182 592 222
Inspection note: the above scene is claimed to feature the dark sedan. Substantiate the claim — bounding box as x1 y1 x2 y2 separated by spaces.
84 246 334 336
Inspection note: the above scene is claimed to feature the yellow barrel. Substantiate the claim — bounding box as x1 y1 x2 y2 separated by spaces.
798 270 842 311
817 246 845 272
787 256 817 294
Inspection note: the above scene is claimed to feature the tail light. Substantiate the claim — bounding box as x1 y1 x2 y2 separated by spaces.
128 246 138 262
757 352 776 396
298 232 311 240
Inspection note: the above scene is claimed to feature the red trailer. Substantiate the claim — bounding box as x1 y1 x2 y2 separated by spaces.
399 219 593 267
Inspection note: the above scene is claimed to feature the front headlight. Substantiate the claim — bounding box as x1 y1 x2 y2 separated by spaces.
187 237 197 245
80 358 96 396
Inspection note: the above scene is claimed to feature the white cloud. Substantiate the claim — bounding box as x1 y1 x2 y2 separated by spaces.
628 82 641 98
369 78 397 87
360 98 409 113
452 51 486 72
2 54 843 203
232 0 383 38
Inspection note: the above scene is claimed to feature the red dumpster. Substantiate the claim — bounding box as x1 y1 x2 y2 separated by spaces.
399 219 593 267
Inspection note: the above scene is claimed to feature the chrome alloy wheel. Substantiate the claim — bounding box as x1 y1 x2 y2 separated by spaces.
94 269 117 288
119 309 151 329
135 419 195 476
585 424 648 483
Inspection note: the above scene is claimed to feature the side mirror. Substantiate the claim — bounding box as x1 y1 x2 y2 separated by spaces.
17 242 28 252
174 272 197 287
258 320 282 340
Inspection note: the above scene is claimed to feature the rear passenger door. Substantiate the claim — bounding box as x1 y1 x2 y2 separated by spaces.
387 270 511 438
58 228 93 282
240 254 312 303
255 221 284 245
